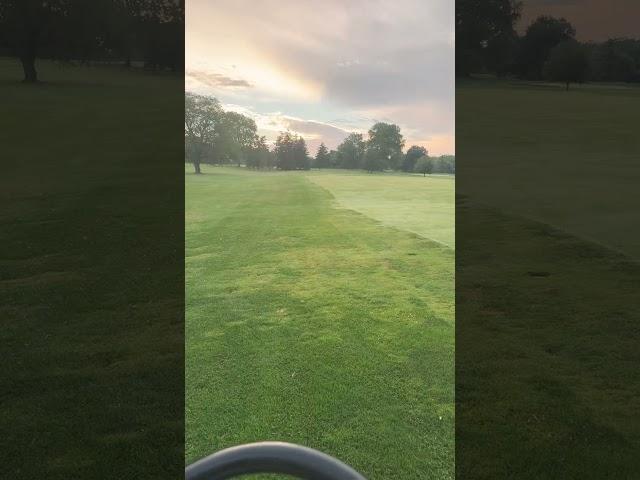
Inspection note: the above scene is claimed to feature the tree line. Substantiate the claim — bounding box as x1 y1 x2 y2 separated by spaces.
457 0 640 89
313 140 454 175
185 92 454 175
0 0 183 82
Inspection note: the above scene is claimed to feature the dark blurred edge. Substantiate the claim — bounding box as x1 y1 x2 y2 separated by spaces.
456 0 640 478
0 1 185 479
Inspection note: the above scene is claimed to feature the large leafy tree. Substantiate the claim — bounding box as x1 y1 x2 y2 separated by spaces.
516 16 576 80
219 112 257 166
246 136 272 170
590 39 638 82
402 145 427 172
435 155 456 174
365 122 404 171
415 156 434 176
314 143 330 169
456 0 521 76
274 132 309 171
543 40 589 90
184 93 222 174
336 133 366 169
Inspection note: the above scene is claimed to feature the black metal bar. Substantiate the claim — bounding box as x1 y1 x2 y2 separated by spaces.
185 441 367 480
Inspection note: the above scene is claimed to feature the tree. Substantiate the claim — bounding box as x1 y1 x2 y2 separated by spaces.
336 133 365 169
366 123 404 171
456 0 521 76
517 16 576 80
314 143 330 168
328 149 340 168
274 132 309 170
590 39 637 82
219 111 257 166
415 156 434 176
246 135 272 170
184 93 222 174
435 155 456 174
363 147 385 173
543 40 589 90
402 146 427 172
0 0 72 82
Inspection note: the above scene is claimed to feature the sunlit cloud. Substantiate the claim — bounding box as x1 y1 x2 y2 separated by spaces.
186 0 454 155
186 70 253 88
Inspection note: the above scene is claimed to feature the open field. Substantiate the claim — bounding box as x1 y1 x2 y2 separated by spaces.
186 166 454 478
1 58 183 479
457 79 640 259
456 80 640 477
307 172 454 249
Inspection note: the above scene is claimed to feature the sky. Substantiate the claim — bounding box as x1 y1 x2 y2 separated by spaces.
186 0 454 156
519 0 640 41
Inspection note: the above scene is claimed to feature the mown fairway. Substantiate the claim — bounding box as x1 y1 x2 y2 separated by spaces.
1 59 183 478
308 172 454 249
457 79 640 259
186 167 454 479
456 80 640 478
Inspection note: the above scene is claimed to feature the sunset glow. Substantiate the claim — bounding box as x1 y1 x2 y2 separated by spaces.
186 0 454 155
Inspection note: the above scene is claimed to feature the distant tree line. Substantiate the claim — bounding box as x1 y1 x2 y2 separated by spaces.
185 92 454 175
312 136 455 175
0 0 183 82
457 0 640 88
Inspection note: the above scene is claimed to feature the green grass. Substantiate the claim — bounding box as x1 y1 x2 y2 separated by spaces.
307 172 454 249
457 78 640 259
1 58 183 479
186 166 454 479
456 79 640 477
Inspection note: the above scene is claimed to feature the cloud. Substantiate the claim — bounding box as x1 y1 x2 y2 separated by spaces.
219 103 351 152
279 117 351 152
186 70 253 89
187 0 455 154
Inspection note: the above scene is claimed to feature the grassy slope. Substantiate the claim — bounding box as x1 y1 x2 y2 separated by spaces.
307 173 455 249
186 167 454 479
456 80 640 477
0 59 183 478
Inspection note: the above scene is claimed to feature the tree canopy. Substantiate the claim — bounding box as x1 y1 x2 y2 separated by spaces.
543 40 589 90
415 156 434 176
314 143 331 169
456 0 522 76
336 133 366 170
457 5 640 85
517 16 576 79
184 93 222 174
274 132 310 171
365 123 405 172
402 146 428 172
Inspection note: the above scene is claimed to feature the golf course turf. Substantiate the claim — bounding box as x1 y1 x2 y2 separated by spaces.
186 167 455 479
1 58 184 479
456 79 640 478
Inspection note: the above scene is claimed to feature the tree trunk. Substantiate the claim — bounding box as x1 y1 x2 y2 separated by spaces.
194 159 201 174
20 54 38 83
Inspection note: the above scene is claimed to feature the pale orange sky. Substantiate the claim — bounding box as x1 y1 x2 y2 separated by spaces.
186 0 455 155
